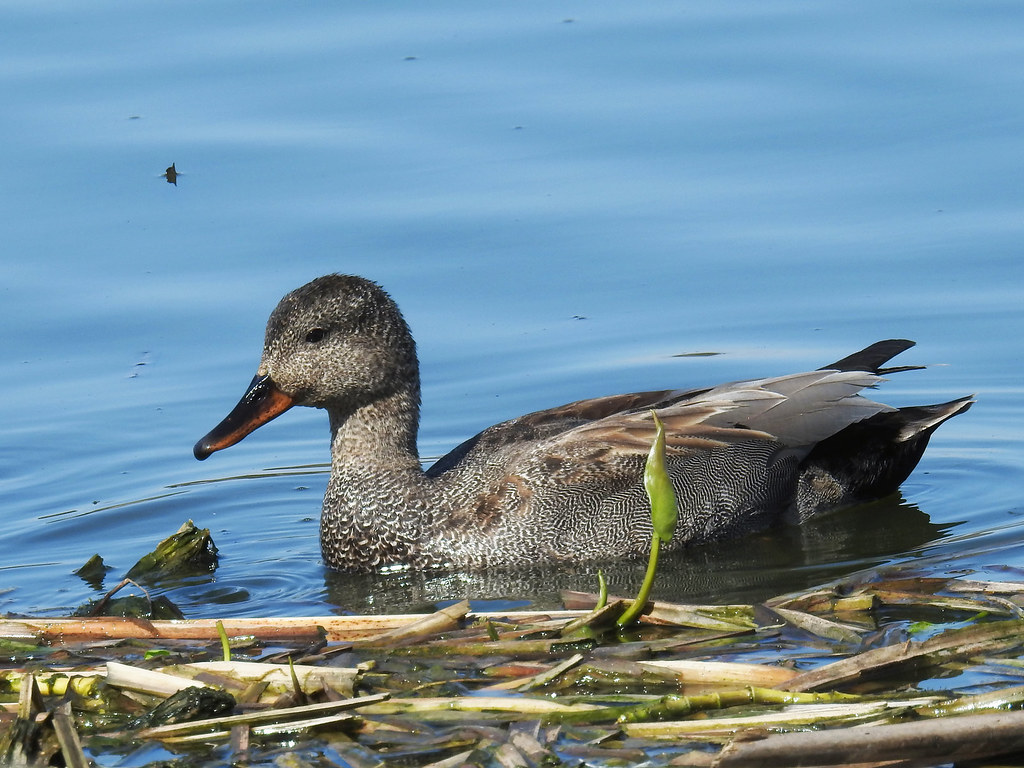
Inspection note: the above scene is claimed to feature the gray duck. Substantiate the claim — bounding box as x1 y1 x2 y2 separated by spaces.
194 274 972 572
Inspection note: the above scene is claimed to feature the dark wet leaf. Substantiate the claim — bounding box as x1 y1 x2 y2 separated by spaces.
125 520 218 581
132 686 236 728
73 594 185 619
74 554 110 589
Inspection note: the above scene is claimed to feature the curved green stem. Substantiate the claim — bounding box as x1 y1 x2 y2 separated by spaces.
616 533 660 627
216 619 231 662
595 570 608 610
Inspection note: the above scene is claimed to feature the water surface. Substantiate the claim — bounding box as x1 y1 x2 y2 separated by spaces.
2 2 1023 618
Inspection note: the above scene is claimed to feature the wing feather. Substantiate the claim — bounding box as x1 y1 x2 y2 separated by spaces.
429 368 895 479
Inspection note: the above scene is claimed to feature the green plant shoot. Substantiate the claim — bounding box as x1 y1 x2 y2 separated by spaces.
595 570 608 610
645 410 679 543
216 619 231 662
617 410 679 627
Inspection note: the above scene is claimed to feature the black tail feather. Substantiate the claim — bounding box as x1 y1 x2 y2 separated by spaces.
894 396 975 441
794 395 974 522
822 339 922 374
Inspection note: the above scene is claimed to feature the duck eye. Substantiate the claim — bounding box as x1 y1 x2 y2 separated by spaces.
304 327 327 343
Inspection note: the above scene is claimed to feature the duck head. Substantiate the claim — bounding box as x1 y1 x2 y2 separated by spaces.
194 274 418 460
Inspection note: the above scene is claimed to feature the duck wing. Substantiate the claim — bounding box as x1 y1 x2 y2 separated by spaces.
425 388 691 478
428 338 922 480
427 368 892 482
546 369 893 457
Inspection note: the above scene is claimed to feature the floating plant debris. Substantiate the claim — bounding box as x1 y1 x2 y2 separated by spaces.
4 574 1024 766
125 520 218 581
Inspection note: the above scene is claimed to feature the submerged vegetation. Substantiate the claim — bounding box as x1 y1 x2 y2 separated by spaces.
5 570 1024 766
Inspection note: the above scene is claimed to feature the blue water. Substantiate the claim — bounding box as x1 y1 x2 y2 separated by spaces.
2 2 1022 617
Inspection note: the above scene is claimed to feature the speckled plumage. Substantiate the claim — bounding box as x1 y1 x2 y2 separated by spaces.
195 274 973 573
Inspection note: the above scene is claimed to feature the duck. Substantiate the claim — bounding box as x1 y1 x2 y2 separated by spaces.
194 274 973 573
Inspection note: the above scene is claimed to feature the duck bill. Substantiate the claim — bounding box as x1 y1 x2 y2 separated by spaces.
194 374 295 460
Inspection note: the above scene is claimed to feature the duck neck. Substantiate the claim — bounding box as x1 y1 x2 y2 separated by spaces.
327 387 422 469
320 386 440 572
